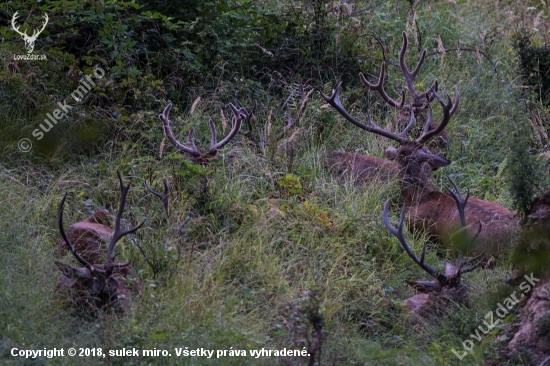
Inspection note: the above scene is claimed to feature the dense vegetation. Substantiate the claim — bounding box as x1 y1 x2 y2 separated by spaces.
1 0 549 365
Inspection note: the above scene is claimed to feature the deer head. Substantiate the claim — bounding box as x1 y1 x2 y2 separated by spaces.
382 177 483 319
55 172 145 314
11 11 49 54
321 32 459 204
159 103 247 166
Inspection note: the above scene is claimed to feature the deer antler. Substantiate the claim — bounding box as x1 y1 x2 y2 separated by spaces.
397 31 438 106
32 13 49 39
11 11 48 40
159 103 247 165
58 172 145 275
145 179 170 216
321 83 458 148
11 11 26 38
321 32 459 148
107 172 146 268
382 200 441 279
321 82 411 145
382 179 484 292
58 193 97 273
360 32 439 110
56 172 146 313
415 87 459 144
445 176 484 273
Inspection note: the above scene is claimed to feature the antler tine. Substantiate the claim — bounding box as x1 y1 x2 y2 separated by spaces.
445 176 483 245
399 105 417 137
399 32 428 104
421 80 439 103
382 200 440 278
58 193 97 272
446 176 469 267
472 220 482 243
159 103 201 158
32 13 48 37
11 11 27 37
416 86 460 144
449 86 460 116
186 128 199 154
421 103 434 136
445 176 469 228
207 118 218 151
107 172 145 265
321 82 409 145
445 176 485 274
359 64 403 108
145 179 170 216
209 103 245 152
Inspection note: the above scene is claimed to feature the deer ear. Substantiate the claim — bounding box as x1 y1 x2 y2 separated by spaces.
54 261 92 279
405 279 442 293
384 146 398 160
444 260 459 276
404 293 430 311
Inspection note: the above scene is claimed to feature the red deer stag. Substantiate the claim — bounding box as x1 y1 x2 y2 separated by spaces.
382 177 483 319
159 102 247 165
327 32 448 185
55 172 145 314
321 34 518 254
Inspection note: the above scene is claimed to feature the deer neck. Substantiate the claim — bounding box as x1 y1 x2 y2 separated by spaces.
399 160 434 205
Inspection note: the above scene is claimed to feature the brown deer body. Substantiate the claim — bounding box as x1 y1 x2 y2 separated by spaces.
408 193 517 253
57 209 113 264
392 144 517 253
327 145 447 187
322 32 518 254
326 151 398 184
55 172 145 314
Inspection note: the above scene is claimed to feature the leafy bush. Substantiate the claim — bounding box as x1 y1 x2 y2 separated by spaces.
515 30 550 105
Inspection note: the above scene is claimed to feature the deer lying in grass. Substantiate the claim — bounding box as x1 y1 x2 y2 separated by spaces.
383 177 484 318
55 172 145 314
159 102 247 166
327 146 446 186
326 32 448 185
326 150 399 185
321 34 518 254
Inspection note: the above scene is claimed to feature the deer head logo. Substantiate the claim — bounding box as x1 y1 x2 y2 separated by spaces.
11 11 49 54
